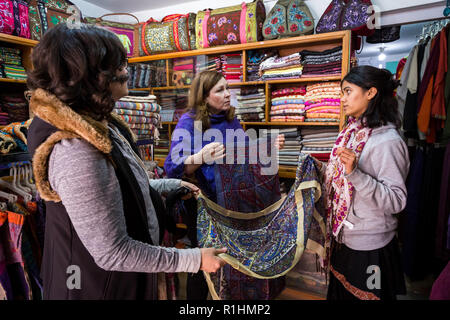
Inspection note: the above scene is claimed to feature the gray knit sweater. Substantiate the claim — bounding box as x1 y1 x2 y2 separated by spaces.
341 123 410 250
48 126 201 273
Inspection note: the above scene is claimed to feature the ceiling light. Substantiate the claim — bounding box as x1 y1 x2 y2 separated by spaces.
378 47 386 61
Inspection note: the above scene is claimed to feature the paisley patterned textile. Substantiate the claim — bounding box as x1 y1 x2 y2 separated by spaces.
324 116 371 239
315 0 374 37
263 0 314 40
197 153 328 299
195 0 265 49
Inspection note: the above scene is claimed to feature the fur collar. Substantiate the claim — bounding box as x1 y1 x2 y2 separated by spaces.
29 88 135 202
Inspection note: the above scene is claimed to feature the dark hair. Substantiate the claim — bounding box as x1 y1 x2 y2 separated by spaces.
187 70 235 130
27 23 128 121
341 65 401 129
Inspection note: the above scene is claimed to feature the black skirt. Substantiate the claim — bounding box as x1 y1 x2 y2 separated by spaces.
327 237 406 300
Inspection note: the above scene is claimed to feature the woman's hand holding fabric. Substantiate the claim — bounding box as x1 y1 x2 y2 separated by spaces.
180 180 200 199
337 147 357 175
199 247 228 273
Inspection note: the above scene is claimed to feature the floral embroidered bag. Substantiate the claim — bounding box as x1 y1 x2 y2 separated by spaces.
315 0 375 37
84 13 140 57
195 0 266 49
262 0 314 40
0 0 31 39
27 0 81 41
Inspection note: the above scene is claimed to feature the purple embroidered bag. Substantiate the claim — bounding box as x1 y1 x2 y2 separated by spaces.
316 0 375 37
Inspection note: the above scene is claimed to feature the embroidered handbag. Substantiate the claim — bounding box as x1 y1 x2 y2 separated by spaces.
262 0 314 40
0 0 31 39
195 0 266 49
315 0 375 36
366 25 401 44
138 13 194 56
27 0 81 41
84 13 140 57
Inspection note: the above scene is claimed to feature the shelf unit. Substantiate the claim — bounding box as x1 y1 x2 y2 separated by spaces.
129 30 351 178
0 34 37 162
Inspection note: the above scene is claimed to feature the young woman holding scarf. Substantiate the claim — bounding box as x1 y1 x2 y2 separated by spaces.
314 66 410 300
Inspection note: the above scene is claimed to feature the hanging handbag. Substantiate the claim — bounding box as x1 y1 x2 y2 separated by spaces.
27 0 81 41
138 13 194 56
84 13 140 57
315 0 375 36
195 0 266 49
262 0 314 40
0 0 31 39
366 25 401 44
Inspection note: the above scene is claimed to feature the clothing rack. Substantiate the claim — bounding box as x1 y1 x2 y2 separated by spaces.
417 19 450 42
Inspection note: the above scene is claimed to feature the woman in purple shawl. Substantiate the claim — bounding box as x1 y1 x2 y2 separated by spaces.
164 70 285 300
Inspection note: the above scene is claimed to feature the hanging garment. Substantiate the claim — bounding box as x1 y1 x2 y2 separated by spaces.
197 153 327 300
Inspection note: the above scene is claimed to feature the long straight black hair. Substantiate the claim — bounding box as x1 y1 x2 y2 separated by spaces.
342 65 401 129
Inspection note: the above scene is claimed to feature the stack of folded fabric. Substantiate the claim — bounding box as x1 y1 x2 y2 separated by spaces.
0 119 32 153
246 49 278 81
259 52 303 81
146 60 167 87
300 46 342 77
173 90 189 122
128 63 150 89
220 53 242 83
196 55 221 73
235 87 265 122
304 82 341 123
0 47 27 80
0 94 29 122
154 126 170 160
114 95 162 140
270 86 306 122
0 104 11 125
261 127 301 166
299 127 339 162
172 57 195 86
157 91 177 122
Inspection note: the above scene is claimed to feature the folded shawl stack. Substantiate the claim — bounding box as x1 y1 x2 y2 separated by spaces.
304 81 341 123
0 47 26 80
270 86 306 122
235 87 266 122
261 127 302 166
300 46 342 77
259 52 303 81
113 95 162 140
299 127 339 161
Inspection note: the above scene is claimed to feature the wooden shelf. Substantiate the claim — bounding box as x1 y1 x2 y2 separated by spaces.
130 75 342 92
0 78 27 84
0 33 38 47
129 31 350 63
162 121 339 126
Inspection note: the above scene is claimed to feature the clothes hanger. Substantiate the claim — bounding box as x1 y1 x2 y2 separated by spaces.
24 165 37 193
0 202 7 211
11 165 31 194
21 166 35 196
0 167 32 203
0 190 18 205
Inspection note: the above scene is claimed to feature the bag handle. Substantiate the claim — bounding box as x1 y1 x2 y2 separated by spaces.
162 14 188 22
97 13 140 24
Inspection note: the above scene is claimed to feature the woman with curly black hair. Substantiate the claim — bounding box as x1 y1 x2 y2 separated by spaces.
314 66 410 300
26 23 226 300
